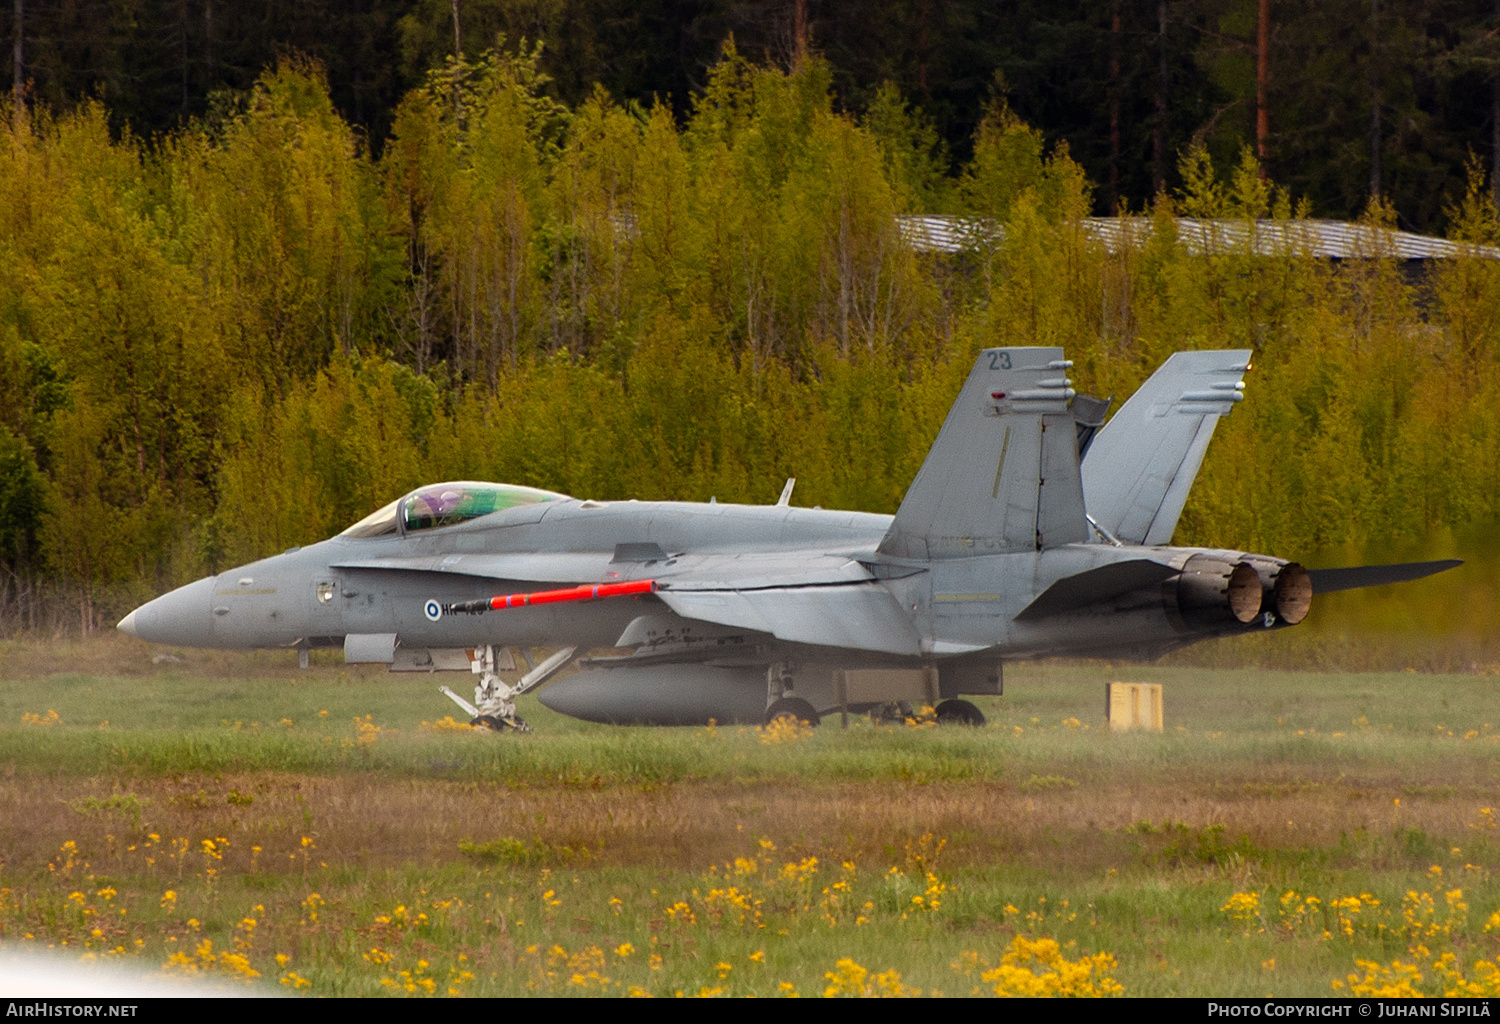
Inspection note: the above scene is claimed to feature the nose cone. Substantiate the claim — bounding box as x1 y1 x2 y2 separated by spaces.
117 576 218 647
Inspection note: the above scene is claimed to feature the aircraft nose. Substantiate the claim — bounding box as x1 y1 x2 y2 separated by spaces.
117 576 217 647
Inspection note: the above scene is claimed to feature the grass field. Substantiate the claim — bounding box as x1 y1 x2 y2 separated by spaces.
3 637 1500 997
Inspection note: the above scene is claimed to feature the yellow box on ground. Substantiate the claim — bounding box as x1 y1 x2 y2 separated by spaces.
1107 682 1163 731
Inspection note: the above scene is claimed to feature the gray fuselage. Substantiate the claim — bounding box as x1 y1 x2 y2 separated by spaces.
122 496 1282 663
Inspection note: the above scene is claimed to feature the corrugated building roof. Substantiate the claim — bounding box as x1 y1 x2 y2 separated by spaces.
895 214 1500 260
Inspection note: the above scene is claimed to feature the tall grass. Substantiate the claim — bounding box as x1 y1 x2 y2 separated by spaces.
6 656 1500 995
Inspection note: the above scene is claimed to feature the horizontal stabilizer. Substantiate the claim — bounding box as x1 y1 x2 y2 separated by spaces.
1307 559 1462 594
1015 559 1181 621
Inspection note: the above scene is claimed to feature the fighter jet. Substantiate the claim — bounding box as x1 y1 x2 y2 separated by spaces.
117 347 1460 730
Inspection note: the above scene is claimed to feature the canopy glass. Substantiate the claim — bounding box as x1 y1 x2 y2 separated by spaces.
339 482 568 538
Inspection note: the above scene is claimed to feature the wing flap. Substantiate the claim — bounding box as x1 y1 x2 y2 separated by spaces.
1307 559 1463 594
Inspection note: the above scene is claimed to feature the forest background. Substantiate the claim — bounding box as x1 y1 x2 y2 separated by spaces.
1 2 1499 668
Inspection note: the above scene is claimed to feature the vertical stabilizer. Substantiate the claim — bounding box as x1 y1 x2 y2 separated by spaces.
1080 350 1251 546
878 347 1089 559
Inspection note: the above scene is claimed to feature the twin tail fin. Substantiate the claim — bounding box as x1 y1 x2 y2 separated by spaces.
1080 350 1251 546
877 347 1088 559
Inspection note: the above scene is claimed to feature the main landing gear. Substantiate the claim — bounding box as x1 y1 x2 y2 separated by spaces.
764 662 821 726
934 699 986 726
761 662 988 727
765 696 820 727
872 699 987 726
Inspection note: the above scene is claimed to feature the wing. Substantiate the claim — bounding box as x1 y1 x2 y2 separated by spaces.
1307 559 1462 594
334 548 920 654
656 583 923 656
651 552 876 589
645 554 922 656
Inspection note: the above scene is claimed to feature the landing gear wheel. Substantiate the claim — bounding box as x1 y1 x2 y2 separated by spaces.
765 696 820 727
935 699 986 726
471 714 531 733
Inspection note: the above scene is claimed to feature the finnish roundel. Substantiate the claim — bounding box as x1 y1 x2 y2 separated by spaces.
424 599 442 621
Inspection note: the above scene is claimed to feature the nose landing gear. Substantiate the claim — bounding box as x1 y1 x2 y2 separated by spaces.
472 672 530 732
438 645 578 733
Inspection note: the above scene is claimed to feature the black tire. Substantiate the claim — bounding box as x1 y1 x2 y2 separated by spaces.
765 696 820 727
935 699 986 726
870 701 914 725
471 714 529 732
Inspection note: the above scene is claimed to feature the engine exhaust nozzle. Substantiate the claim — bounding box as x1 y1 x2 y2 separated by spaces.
1227 562 1263 623
1273 562 1312 625
1174 556 1263 627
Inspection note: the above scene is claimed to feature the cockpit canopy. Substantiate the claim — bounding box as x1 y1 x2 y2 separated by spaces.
339 481 569 538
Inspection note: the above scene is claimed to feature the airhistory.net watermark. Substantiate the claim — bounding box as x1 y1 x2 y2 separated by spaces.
5 1006 139 1017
